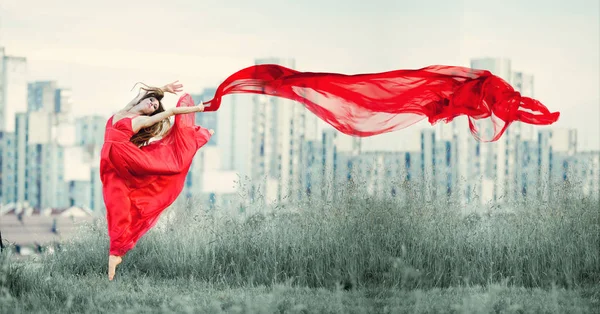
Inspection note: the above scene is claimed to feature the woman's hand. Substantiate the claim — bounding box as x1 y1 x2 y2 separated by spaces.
162 80 183 94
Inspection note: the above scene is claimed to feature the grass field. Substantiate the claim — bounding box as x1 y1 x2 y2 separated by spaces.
1 180 599 313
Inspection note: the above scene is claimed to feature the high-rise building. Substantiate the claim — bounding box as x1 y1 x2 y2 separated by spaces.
511 71 537 199
570 151 600 198
420 129 436 201
28 81 72 123
21 110 66 209
177 88 252 209
347 151 422 199
204 88 254 177
90 162 104 212
191 89 218 147
0 47 28 206
54 87 72 123
27 81 57 113
537 128 578 200
249 57 322 205
433 123 457 199
176 145 239 210
300 138 324 200
72 113 100 210
75 115 106 149
471 57 512 82
1 132 16 205
0 48 28 133
444 117 483 204
250 57 293 204
63 146 94 208
15 113 28 205
319 128 338 200
469 57 529 203
1 73 74 210
315 128 362 202
42 143 67 208
25 142 43 208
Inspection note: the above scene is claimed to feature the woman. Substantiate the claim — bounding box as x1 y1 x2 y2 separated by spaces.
100 81 214 281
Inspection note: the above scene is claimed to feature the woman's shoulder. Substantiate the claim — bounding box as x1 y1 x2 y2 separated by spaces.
112 112 141 123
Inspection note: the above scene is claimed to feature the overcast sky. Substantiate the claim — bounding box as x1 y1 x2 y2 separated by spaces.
1 0 598 150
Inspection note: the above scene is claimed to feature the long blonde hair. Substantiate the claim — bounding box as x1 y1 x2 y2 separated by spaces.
129 83 172 147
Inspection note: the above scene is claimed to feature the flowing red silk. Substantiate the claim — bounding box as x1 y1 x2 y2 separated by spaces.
201 64 559 141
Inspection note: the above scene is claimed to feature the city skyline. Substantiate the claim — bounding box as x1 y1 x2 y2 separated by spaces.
1 53 598 212
0 0 598 150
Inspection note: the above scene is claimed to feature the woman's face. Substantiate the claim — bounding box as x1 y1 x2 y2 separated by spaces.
139 97 160 115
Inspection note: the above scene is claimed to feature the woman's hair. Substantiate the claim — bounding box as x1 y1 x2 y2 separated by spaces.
129 85 172 147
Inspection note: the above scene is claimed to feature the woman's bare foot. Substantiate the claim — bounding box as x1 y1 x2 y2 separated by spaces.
108 255 123 281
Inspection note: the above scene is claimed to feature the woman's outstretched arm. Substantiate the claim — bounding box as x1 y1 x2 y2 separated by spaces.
121 87 149 112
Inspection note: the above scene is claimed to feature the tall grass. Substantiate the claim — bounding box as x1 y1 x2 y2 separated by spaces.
3 177 599 296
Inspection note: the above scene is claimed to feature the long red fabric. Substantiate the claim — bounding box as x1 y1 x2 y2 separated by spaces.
202 64 559 141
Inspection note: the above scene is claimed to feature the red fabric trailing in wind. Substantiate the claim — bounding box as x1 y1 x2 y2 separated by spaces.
202 64 559 142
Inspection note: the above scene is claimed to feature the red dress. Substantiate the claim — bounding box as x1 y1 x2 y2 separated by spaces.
100 93 211 256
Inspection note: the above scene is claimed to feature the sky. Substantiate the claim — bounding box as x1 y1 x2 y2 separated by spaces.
1 0 599 150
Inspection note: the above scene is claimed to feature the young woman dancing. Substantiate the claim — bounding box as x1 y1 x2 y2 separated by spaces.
100 81 213 280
